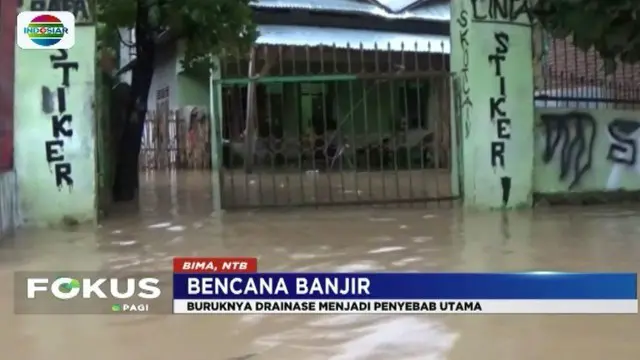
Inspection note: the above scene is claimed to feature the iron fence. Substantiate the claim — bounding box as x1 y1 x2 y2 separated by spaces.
534 27 640 109
214 42 456 209
139 106 210 170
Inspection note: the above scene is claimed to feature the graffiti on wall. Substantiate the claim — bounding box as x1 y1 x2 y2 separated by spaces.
467 0 532 205
540 112 596 189
606 119 640 166
605 119 640 189
487 31 512 204
43 49 78 190
470 0 532 26
456 8 472 138
540 111 640 191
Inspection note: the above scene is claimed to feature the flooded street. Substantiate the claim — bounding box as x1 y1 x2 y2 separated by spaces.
0 171 639 360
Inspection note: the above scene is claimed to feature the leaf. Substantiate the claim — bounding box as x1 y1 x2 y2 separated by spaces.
602 58 617 75
96 0 257 72
533 0 640 68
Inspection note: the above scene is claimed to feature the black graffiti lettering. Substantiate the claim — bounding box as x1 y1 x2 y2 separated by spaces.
44 50 78 190
497 118 511 139
57 87 66 113
458 9 472 138
30 0 91 22
471 0 532 24
457 9 468 27
470 0 486 20
52 114 73 138
491 142 505 167
50 49 68 62
490 97 506 118
45 140 64 162
488 32 512 172
488 54 505 76
540 112 596 189
459 29 469 49
494 32 509 53
54 163 73 189
42 86 54 114
501 176 511 206
606 119 640 166
52 62 79 87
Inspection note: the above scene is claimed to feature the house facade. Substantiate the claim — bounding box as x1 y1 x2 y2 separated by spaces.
120 0 452 170
120 0 451 113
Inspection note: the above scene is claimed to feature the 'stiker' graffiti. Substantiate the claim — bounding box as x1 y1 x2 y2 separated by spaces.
44 49 78 190
487 31 512 205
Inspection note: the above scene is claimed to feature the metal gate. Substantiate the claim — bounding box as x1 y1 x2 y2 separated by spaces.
212 44 458 209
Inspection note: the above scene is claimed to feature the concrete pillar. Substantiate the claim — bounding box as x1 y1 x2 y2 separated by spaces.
15 1 97 226
450 0 535 209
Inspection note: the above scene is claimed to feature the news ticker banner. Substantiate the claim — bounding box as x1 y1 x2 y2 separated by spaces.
173 258 638 314
12 258 638 315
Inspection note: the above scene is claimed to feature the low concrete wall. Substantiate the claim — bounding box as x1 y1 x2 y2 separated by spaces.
0 171 21 239
534 108 640 202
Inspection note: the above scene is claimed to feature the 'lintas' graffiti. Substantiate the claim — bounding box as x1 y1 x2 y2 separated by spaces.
540 112 596 189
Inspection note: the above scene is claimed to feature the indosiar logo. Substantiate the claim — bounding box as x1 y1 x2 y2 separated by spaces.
26 277 162 300
16 11 76 50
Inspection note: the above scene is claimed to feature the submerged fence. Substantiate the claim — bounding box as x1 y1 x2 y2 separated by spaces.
139 106 211 170
136 33 640 209
214 42 455 208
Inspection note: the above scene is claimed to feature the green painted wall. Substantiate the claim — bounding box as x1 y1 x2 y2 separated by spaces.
14 22 97 226
333 81 394 136
281 83 300 136
274 81 429 138
450 0 535 210
534 108 640 193
177 73 209 108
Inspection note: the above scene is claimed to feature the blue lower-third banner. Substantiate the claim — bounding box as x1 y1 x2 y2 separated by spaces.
173 272 637 299
171 272 637 314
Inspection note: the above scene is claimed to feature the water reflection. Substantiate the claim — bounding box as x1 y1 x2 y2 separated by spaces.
0 171 638 359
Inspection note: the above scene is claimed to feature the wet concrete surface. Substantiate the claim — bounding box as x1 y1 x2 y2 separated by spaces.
1 170 639 360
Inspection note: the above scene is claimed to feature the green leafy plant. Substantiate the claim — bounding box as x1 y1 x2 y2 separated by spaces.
531 0 640 74
98 0 257 201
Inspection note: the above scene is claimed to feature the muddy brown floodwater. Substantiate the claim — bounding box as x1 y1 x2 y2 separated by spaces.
0 171 639 360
